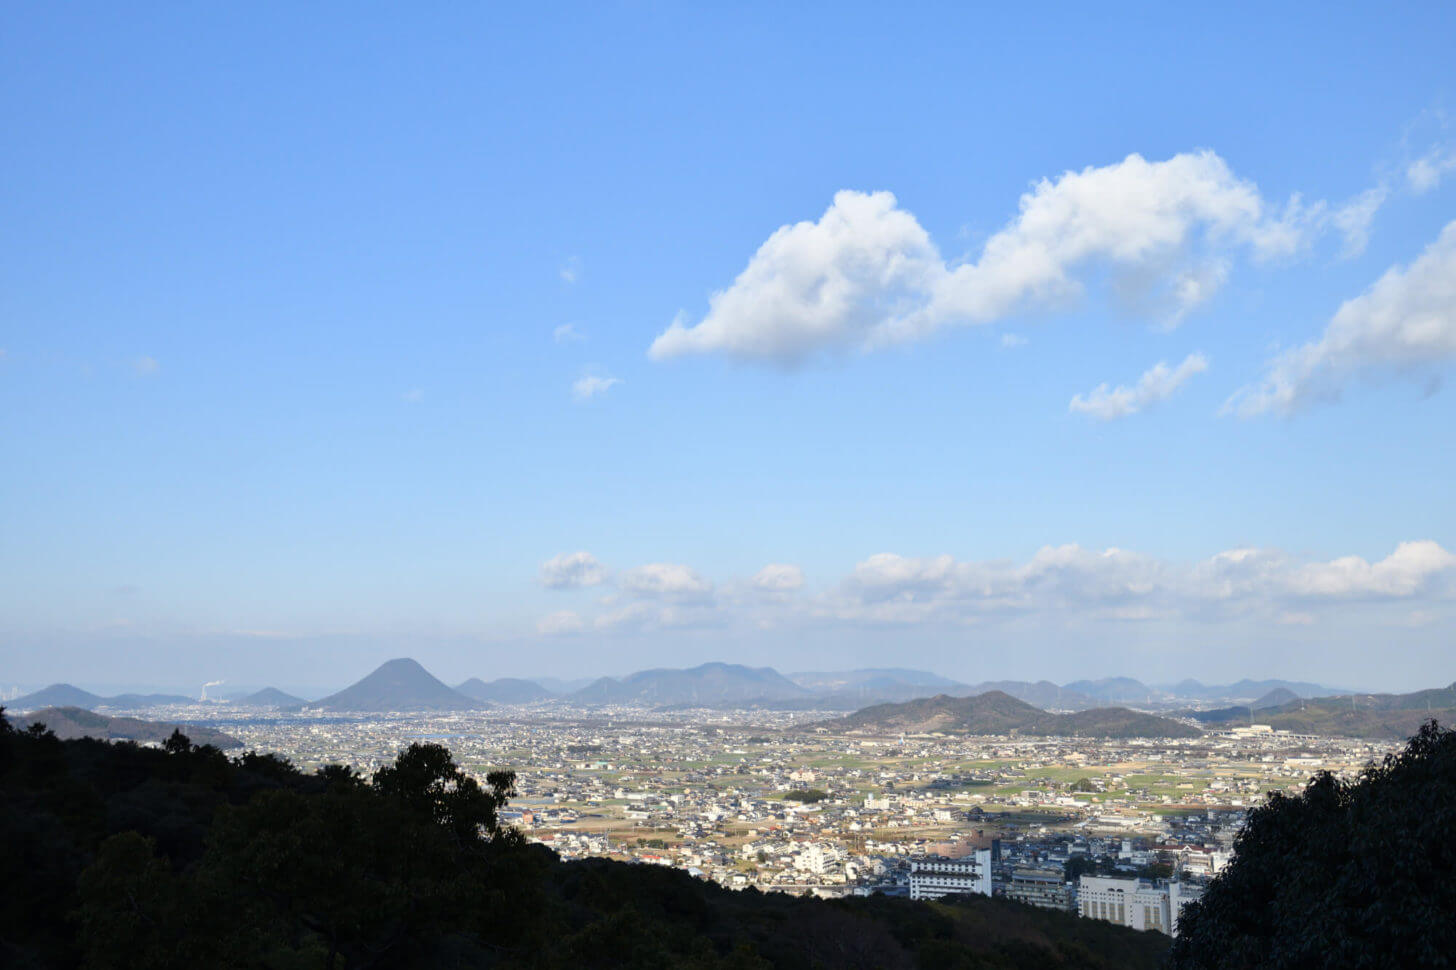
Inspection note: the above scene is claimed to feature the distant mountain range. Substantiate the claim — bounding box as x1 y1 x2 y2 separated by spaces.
8 706 242 748
1163 678 1355 702
820 691 1203 738
569 662 809 706
9 684 195 712
310 658 486 712
10 662 1374 718
455 677 554 705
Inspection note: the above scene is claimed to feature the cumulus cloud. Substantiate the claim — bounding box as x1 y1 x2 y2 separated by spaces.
538 541 1455 636
572 374 621 401
539 551 608 589
1408 146 1456 194
537 610 585 635
650 151 1332 364
1286 540 1456 598
1069 353 1208 420
620 562 712 599
751 563 805 592
1229 221 1456 415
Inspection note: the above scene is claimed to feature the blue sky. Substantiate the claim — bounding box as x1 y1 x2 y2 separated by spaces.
3 3 1454 693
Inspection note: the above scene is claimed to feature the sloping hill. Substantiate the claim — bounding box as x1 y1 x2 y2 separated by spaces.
11 683 104 710
10 683 192 711
237 687 306 708
824 691 1202 738
571 662 810 706
9 706 242 748
455 677 554 704
312 658 485 712
1252 687 1299 710
1195 683 1456 738
965 680 1099 710
107 692 195 707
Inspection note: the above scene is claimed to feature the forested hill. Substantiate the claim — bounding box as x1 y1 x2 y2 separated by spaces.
823 691 1203 738
1187 682 1456 738
7 705 242 748
0 709 1168 970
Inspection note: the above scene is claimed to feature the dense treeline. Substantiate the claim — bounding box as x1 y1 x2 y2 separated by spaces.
0 710 1168 969
1171 720 1456 969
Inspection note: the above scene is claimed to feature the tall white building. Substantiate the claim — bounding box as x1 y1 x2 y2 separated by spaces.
1077 876 1203 937
908 850 992 900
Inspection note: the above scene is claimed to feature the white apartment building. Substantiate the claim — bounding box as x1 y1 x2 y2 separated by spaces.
908 850 992 900
1077 876 1204 937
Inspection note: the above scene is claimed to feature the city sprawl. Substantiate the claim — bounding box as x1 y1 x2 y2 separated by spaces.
94 699 1398 937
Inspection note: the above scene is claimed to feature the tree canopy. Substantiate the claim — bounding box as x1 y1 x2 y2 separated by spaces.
1171 720 1456 969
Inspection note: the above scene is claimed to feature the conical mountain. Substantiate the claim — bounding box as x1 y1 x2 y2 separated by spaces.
11 683 105 711
313 658 485 712
238 686 307 708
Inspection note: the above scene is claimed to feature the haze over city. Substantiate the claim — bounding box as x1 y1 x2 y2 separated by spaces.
4 5 1454 694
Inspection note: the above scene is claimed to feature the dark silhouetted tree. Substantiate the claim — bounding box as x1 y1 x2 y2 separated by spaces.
1171 720 1456 969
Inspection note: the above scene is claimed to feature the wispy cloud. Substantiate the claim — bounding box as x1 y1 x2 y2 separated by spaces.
553 323 585 344
1069 353 1208 420
1407 145 1456 194
1229 221 1456 416
133 355 160 377
572 374 621 401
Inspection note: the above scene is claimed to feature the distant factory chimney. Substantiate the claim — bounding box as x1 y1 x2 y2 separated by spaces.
201 680 224 702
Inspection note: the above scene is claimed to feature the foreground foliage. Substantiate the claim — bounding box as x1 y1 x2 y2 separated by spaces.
0 710 1167 969
1171 720 1456 969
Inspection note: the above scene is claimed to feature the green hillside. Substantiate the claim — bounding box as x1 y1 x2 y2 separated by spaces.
826 691 1203 738
1191 682 1456 738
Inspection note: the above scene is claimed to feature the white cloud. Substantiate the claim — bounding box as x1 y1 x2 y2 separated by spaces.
1000 333 1027 349
537 610 585 635
539 551 608 589
553 323 584 344
650 151 1327 364
620 562 712 599
572 374 621 401
1069 353 1208 420
1408 147 1456 194
401 388 424 403
560 256 580 284
1286 541 1456 598
751 563 805 592
133 356 160 377
1229 221 1456 415
544 540 1456 636
1331 186 1388 257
